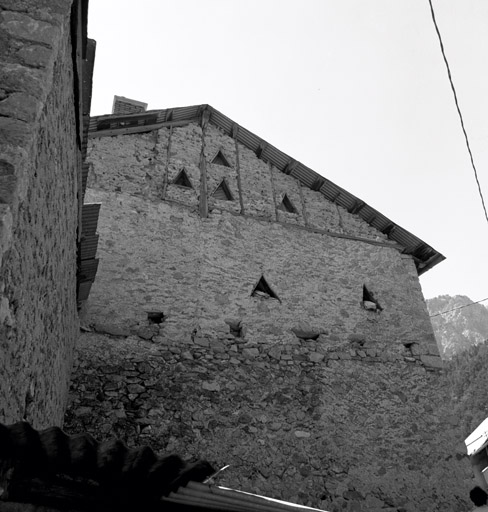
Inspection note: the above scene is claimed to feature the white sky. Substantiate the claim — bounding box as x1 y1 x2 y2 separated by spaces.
87 0 488 302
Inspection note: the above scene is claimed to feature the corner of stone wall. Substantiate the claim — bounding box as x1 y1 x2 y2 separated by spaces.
0 1 80 427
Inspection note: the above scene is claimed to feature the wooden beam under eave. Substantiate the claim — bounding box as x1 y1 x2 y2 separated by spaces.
283 159 297 175
349 201 365 214
200 107 211 129
88 120 193 138
256 141 268 159
405 242 425 257
311 177 325 191
381 223 396 236
165 109 173 122
231 123 239 139
199 137 209 219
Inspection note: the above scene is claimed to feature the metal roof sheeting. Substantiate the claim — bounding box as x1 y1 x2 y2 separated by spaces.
465 417 488 456
163 481 328 512
78 203 101 306
88 104 445 275
81 203 101 235
79 234 99 261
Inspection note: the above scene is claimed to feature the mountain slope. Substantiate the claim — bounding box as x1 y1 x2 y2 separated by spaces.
426 295 488 359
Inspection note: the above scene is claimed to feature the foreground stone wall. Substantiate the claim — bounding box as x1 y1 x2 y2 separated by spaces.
0 1 80 427
66 333 471 512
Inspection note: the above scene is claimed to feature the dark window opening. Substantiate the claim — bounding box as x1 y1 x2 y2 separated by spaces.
277 193 297 214
225 320 242 337
362 285 382 312
212 150 231 167
173 169 193 188
212 179 233 201
147 312 165 324
252 276 280 300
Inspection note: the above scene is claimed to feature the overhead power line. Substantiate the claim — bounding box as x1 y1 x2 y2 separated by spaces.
429 297 488 318
427 0 488 225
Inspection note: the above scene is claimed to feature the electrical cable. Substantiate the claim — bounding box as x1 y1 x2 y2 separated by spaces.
427 0 488 225
429 297 488 318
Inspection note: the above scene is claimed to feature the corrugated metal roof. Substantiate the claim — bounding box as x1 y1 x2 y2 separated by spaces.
81 203 101 235
79 258 99 283
77 280 93 302
88 104 445 275
465 417 488 456
80 234 99 261
163 481 328 512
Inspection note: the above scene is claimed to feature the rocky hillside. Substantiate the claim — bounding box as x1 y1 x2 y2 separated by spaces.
427 295 488 359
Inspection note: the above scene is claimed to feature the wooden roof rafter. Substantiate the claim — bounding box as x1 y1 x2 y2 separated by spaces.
283 159 298 176
349 201 366 214
311 177 325 191
256 141 269 160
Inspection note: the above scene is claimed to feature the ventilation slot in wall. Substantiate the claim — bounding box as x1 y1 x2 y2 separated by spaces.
277 194 297 214
173 169 193 188
212 179 233 201
147 311 165 324
225 319 242 338
252 276 280 300
211 150 231 167
363 285 382 312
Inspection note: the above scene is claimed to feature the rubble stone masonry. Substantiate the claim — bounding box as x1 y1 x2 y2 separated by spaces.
0 0 79 427
65 122 473 511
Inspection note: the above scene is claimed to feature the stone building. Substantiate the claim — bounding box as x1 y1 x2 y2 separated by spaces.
0 0 97 427
65 104 474 511
82 104 444 350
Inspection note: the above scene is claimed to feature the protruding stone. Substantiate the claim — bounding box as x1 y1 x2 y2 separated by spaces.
202 381 220 392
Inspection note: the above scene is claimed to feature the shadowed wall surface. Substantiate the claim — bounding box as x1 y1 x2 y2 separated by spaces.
0 0 80 427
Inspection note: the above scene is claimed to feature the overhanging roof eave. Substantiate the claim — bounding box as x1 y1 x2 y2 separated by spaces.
88 104 445 274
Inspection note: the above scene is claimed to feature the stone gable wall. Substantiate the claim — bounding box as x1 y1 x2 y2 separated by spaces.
0 0 79 427
62 122 469 512
85 122 437 356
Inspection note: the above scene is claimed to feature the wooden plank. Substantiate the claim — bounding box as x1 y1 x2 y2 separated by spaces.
200 107 211 129
88 119 194 138
199 130 208 218
234 135 245 215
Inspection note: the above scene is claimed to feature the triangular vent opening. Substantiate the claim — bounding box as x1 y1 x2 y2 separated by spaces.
173 169 193 188
251 276 279 300
277 194 297 214
363 285 382 311
212 179 233 201
212 150 231 167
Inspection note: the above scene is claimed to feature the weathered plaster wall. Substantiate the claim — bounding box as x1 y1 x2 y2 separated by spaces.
62 122 467 511
0 0 80 427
